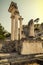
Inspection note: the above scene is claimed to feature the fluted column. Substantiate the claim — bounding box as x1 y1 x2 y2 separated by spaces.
11 15 15 41
19 16 23 40
14 14 19 40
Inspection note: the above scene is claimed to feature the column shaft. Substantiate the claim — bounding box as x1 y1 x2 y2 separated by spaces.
15 15 18 40
20 20 22 39
19 16 23 40
11 17 15 41
29 23 34 37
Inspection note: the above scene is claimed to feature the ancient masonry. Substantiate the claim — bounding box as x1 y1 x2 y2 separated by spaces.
0 1 43 65
8 2 36 42
8 2 23 41
8 2 35 41
8 1 43 55
28 19 35 37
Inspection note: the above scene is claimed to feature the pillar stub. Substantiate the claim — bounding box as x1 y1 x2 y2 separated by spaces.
28 19 35 37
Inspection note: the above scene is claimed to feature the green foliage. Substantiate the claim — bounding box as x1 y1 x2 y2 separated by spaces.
0 23 6 40
5 33 11 37
0 23 11 40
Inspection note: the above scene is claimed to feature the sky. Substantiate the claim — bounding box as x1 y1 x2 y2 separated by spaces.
0 0 43 32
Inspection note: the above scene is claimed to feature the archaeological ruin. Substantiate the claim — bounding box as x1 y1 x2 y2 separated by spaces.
0 1 43 65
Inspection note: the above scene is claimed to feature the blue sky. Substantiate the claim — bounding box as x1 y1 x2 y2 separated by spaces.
0 0 43 32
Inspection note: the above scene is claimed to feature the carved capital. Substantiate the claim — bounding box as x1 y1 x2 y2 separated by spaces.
19 16 23 21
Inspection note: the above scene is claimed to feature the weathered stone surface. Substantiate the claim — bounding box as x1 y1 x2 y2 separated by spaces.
8 1 20 41
8 1 18 13
1 41 16 53
19 16 23 40
28 19 35 37
0 63 10 65
21 40 43 55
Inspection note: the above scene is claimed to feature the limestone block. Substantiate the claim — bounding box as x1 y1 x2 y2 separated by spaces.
21 40 43 55
0 63 10 65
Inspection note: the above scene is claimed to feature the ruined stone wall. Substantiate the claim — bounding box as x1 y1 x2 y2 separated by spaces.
0 62 40 65
21 40 43 55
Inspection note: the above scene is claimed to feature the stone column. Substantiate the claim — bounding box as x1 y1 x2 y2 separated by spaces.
14 14 19 40
29 19 35 37
11 15 15 41
8 1 20 41
19 16 23 40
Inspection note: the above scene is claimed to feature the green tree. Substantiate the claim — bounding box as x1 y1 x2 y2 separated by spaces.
0 23 6 40
5 33 11 38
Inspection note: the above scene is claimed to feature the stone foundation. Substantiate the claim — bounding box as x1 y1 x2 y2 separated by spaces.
21 40 43 55
11 62 40 65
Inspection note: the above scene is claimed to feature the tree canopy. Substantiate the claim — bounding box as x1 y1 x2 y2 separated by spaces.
0 23 11 40
0 23 6 40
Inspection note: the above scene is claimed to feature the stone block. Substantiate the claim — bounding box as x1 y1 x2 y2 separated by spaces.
21 40 43 55
0 63 10 65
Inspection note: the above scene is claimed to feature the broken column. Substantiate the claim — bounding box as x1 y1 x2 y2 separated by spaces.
28 19 35 37
19 16 23 40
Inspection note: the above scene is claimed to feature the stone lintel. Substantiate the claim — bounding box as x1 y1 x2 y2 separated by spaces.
8 6 14 13
8 1 18 13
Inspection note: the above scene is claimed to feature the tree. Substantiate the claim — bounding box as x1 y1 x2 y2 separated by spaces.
5 33 11 38
0 23 6 40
